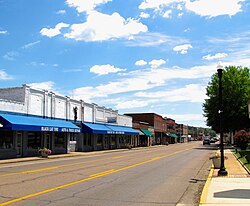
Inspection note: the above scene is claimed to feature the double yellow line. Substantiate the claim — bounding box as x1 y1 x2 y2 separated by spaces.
0 147 193 206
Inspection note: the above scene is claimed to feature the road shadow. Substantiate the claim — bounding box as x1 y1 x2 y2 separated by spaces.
214 189 250 199
193 145 219 151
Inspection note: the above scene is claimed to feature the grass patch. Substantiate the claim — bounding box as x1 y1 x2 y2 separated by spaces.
234 152 241 159
234 150 250 172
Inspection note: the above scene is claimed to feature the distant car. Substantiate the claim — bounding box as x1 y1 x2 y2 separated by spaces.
203 138 210 145
210 138 218 143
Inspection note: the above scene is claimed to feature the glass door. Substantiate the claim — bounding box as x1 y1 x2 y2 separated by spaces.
16 133 22 157
103 135 109 149
46 133 52 149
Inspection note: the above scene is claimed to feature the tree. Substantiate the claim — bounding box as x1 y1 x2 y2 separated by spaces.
203 65 250 133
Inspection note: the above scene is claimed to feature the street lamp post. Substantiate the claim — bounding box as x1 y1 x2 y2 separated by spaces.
217 64 228 176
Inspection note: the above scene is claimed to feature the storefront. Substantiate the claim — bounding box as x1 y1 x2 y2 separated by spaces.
0 113 81 159
77 122 139 151
140 129 154 146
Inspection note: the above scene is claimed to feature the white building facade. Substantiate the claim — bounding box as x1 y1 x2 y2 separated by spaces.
0 85 138 159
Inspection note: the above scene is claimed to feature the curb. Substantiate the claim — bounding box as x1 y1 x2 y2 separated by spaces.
199 164 214 205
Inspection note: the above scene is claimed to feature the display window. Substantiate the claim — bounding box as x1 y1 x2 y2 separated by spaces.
97 134 103 146
54 133 66 149
27 132 41 149
0 131 14 149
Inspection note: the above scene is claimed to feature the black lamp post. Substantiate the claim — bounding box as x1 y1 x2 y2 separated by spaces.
217 64 228 176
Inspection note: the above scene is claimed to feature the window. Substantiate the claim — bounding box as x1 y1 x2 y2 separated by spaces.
54 133 66 149
0 131 13 149
87 134 91 146
97 134 103 146
70 134 76 141
27 132 41 149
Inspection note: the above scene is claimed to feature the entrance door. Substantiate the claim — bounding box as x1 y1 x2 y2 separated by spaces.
16 133 22 157
46 133 52 149
103 135 109 149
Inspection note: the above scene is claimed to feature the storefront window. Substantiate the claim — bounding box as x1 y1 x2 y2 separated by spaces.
87 134 91 146
0 131 13 149
27 132 41 149
97 134 103 146
54 133 66 149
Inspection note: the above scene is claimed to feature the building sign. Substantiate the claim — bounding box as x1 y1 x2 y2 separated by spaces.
107 131 124 134
41 127 80 133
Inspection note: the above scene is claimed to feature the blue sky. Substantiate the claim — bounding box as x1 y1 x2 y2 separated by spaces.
0 0 250 127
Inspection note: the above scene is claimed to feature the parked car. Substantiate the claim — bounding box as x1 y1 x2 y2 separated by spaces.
203 138 210 145
210 138 218 143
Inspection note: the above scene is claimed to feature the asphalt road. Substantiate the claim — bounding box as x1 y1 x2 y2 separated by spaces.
0 141 216 206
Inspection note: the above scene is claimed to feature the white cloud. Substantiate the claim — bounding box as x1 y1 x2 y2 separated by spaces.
140 12 150 18
178 12 184 17
125 32 188 47
149 59 166 68
22 41 40 49
116 100 149 109
71 86 105 102
30 62 47 67
28 81 55 91
40 22 69 38
71 63 217 103
173 44 192 54
164 113 205 122
138 0 245 18
0 30 7 35
57 10 66 14
64 11 148 41
163 10 172 18
185 0 245 18
90 64 126 75
139 0 183 11
66 0 112 13
135 84 207 103
3 51 19 61
135 59 147 66
0 70 12 80
202 53 228 60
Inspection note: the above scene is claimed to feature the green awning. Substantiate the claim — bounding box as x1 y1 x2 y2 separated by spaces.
140 129 153 137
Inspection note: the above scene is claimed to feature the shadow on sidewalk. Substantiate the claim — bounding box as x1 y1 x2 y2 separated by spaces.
214 189 250 199
193 145 218 151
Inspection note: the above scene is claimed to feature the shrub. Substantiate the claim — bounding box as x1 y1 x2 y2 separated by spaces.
234 130 250 150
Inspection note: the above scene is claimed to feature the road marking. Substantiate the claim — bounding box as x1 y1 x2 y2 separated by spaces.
112 156 123 159
0 147 194 206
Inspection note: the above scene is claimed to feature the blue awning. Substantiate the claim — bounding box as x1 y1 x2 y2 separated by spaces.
82 122 112 134
0 113 81 133
105 125 139 135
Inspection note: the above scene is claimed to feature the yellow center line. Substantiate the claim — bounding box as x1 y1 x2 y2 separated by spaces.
112 156 123 159
0 147 194 206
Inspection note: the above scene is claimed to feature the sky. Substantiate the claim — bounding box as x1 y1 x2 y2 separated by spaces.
0 0 250 128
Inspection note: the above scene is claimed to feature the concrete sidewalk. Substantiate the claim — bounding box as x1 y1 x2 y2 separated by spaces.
200 149 250 205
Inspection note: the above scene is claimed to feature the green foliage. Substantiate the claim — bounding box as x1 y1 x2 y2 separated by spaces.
203 66 250 132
